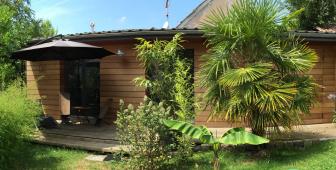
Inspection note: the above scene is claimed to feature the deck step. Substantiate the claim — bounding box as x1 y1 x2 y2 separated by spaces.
33 135 127 153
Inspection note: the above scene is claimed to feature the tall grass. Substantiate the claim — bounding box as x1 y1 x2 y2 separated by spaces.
0 81 41 169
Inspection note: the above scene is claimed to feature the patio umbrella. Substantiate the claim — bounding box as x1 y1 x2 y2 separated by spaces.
11 39 114 61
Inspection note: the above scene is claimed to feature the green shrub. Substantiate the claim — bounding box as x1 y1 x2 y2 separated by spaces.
0 81 41 169
115 97 174 170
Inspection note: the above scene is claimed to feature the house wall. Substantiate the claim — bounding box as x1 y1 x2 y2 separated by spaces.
27 61 61 119
178 0 235 28
305 42 336 124
90 41 145 122
25 38 335 127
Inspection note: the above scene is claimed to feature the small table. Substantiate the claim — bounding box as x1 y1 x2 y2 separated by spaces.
72 106 92 113
71 106 94 124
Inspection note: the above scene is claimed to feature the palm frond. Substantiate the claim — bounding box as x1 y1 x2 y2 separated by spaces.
267 37 318 73
257 83 297 112
286 75 318 114
219 63 272 87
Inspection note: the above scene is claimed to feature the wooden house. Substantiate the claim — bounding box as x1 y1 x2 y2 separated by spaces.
24 0 336 127
26 28 336 127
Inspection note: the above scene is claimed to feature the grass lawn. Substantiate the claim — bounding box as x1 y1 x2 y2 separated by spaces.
14 144 120 170
15 141 336 170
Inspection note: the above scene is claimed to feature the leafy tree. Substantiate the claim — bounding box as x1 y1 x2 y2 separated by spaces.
163 120 269 170
286 0 336 30
199 0 318 136
135 33 195 121
0 0 56 90
31 19 57 38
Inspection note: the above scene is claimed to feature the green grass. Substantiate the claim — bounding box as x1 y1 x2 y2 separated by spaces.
13 144 118 170
13 141 336 170
181 142 336 170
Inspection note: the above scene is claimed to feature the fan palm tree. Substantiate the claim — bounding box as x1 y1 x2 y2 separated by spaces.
199 0 318 136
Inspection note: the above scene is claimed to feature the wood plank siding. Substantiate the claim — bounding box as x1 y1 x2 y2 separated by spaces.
94 41 145 122
27 61 61 119
304 42 336 125
26 38 335 127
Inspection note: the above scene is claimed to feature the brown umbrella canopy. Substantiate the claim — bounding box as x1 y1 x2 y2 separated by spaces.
12 40 114 61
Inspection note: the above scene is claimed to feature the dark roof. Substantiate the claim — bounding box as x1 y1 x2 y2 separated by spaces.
32 28 336 43
32 28 203 43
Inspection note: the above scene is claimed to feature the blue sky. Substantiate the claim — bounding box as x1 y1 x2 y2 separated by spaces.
31 0 203 34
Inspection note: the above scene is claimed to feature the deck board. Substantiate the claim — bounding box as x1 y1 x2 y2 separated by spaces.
33 124 125 153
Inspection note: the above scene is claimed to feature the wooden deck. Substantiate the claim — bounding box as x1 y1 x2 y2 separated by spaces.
33 124 126 153
33 123 336 153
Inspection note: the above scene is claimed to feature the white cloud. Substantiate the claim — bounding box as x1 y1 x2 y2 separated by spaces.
118 16 127 23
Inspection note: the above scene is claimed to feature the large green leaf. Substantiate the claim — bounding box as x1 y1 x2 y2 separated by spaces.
218 128 269 145
222 127 245 136
162 120 215 143
163 120 204 139
163 120 269 146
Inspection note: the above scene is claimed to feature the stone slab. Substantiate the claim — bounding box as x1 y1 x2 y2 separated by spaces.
85 154 112 162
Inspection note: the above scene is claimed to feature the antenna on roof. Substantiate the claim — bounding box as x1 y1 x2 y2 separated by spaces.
162 0 169 29
90 21 95 33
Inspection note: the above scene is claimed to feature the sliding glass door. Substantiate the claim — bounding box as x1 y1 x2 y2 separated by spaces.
64 60 100 117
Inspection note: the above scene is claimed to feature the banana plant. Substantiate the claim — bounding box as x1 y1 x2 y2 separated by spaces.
163 120 270 170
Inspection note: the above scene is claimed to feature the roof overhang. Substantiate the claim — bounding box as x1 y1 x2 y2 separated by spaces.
31 28 336 44
32 28 204 44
